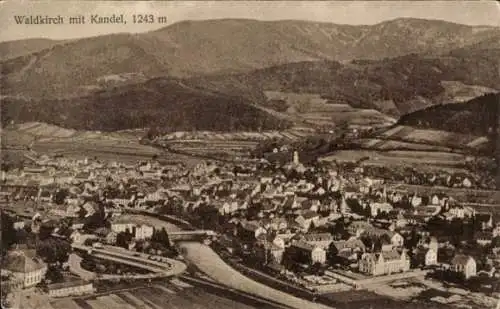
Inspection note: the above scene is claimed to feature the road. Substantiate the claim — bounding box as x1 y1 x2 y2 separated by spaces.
68 253 96 281
71 244 187 279
69 252 171 281
178 242 334 309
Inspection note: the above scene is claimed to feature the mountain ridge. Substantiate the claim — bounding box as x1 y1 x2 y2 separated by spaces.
1 18 499 100
0 78 291 132
185 48 500 116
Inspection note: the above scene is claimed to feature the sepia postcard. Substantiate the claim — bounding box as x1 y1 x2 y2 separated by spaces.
1 1 500 309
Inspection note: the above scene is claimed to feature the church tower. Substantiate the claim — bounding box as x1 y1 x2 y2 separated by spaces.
293 151 300 165
340 195 347 214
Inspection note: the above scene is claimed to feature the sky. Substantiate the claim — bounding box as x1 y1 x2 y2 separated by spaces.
0 1 499 42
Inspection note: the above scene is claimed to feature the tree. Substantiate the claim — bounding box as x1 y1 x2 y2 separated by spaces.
361 235 375 251
346 198 370 217
491 236 500 248
281 247 296 270
84 238 96 246
1 212 16 257
194 204 220 230
405 227 421 250
45 264 64 283
83 203 109 232
152 228 171 248
53 189 69 205
331 218 349 240
116 229 133 249
58 218 73 238
38 223 56 240
309 262 325 276
36 238 71 266
135 240 145 252
327 242 340 265
146 127 160 140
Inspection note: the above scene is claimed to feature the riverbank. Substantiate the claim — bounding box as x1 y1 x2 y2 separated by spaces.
178 241 335 309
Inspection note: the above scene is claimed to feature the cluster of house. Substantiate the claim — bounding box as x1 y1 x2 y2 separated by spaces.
0 154 188 228
228 218 412 275
1 151 496 286
359 164 487 189
223 213 485 280
70 220 154 241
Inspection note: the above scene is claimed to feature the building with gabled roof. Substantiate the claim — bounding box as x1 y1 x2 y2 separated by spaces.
48 279 94 298
290 240 326 264
330 238 366 265
237 220 267 241
302 232 334 249
3 249 47 288
295 211 320 231
451 254 476 279
359 249 410 276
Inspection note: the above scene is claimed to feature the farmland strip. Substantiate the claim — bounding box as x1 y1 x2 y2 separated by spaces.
107 294 137 309
154 285 176 294
120 291 153 309
50 299 81 309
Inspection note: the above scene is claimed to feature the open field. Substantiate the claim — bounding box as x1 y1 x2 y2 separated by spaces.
378 125 488 150
440 80 497 104
2 123 204 165
166 140 258 159
30 139 189 165
49 280 266 309
1 130 36 148
358 139 453 152
320 150 468 171
319 289 448 309
3 122 315 163
13 122 77 138
161 128 311 142
158 127 317 160
263 91 396 128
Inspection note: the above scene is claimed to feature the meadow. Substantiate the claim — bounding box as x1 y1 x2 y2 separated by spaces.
378 125 488 151
263 91 396 128
49 278 275 309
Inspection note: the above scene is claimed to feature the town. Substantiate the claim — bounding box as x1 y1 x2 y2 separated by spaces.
1 146 499 309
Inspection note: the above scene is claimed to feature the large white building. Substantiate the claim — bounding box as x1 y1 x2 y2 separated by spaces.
111 223 154 240
3 249 47 289
451 254 477 279
359 250 410 276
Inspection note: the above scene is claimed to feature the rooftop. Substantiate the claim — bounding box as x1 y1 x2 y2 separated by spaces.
3 249 46 273
451 254 474 265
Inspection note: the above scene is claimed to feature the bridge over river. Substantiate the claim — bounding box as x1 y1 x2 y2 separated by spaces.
109 211 335 308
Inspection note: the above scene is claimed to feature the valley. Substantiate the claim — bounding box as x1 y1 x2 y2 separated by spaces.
1 13 500 309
